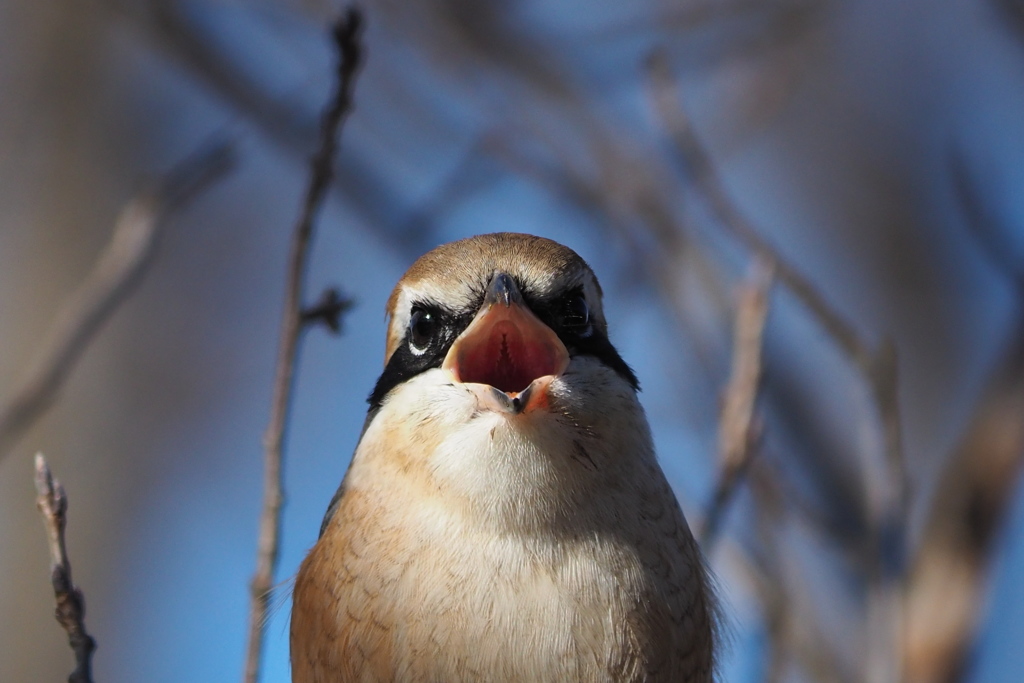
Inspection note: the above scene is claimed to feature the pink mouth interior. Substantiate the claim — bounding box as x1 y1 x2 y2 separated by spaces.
455 319 561 394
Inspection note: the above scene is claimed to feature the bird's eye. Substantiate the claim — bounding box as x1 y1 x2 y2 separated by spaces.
562 294 592 338
408 308 436 352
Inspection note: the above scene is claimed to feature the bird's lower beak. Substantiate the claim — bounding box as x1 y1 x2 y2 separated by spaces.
442 272 569 412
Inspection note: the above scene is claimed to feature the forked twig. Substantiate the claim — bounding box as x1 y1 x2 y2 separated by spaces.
242 10 363 683
0 139 236 460
34 454 96 683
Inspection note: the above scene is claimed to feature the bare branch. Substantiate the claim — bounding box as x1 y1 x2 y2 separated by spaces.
242 10 364 683
701 257 774 548
34 454 97 683
0 139 236 460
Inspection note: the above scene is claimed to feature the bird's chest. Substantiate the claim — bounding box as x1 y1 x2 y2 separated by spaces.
298 495 672 682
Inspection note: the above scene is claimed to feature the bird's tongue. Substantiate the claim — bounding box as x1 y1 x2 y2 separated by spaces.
444 304 569 395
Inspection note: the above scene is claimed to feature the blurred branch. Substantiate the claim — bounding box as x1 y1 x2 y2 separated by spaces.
396 138 504 243
747 464 853 683
0 139 236 460
646 50 908 681
243 10 363 683
485 127 732 380
701 257 774 548
114 0 430 256
646 50 868 365
757 443 866 567
951 148 1024 294
34 454 96 683
143 0 314 150
579 0 822 41
906 338 1024 683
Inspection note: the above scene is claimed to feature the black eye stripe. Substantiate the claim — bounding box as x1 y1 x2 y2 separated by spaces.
367 288 638 411
367 303 471 410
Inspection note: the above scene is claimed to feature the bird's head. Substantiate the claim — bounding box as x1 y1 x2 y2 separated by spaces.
356 233 648 525
369 232 638 414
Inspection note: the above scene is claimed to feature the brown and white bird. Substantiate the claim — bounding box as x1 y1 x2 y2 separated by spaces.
291 233 716 682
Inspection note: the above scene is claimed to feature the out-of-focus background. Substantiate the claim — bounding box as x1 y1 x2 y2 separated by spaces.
2 0 1023 681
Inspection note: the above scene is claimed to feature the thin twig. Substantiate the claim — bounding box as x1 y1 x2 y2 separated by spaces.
0 139 236 460
646 50 908 682
34 454 97 683
242 10 363 683
701 257 774 548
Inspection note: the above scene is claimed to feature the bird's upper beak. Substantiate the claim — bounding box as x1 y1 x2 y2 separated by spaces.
442 272 569 412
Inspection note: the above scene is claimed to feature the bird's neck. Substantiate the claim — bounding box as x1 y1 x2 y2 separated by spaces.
348 389 657 537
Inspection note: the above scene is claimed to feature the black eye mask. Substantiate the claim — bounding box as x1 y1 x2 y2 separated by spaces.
366 284 639 412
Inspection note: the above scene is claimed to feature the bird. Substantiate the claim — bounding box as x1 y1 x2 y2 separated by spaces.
290 232 716 682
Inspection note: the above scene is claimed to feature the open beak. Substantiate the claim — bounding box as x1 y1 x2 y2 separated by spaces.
442 272 569 413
